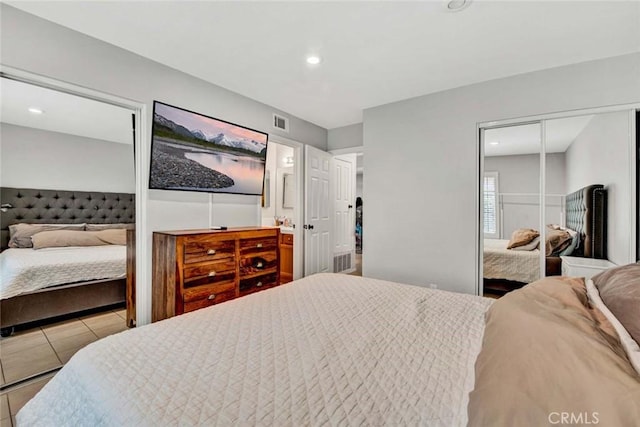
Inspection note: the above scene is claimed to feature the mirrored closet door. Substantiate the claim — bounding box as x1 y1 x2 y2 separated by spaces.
482 122 542 296
0 76 135 386
480 109 635 298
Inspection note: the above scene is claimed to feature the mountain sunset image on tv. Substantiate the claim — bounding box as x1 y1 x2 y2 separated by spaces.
149 101 269 195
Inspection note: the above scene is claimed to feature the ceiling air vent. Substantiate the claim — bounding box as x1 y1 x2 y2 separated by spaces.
273 113 289 133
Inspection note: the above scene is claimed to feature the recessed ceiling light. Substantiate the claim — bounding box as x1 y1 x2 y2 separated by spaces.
306 55 321 65
489 141 500 146
445 0 472 12
28 107 44 114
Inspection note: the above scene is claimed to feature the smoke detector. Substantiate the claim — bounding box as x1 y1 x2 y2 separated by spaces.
445 0 472 12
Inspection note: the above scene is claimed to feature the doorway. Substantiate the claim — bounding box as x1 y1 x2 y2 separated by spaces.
262 136 303 281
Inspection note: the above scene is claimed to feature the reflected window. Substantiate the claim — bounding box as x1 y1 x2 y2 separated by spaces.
483 172 499 238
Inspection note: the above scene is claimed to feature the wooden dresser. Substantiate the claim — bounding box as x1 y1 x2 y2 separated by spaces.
152 227 280 322
279 232 294 284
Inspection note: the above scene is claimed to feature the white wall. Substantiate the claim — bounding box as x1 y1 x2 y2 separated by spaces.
1 123 135 193
485 153 566 237
565 111 632 265
356 173 363 199
328 123 363 151
1 5 327 323
363 52 640 294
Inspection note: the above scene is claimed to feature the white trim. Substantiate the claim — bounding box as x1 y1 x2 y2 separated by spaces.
540 121 546 279
476 126 483 296
268 134 304 280
479 102 640 129
1 64 149 326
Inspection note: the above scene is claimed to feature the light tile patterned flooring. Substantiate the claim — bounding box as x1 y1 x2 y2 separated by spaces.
0 308 127 425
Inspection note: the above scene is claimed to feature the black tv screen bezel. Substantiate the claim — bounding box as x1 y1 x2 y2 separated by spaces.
148 100 269 196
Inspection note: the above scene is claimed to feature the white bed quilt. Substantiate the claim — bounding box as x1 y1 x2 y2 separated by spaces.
18 273 492 426
483 239 540 284
0 246 126 299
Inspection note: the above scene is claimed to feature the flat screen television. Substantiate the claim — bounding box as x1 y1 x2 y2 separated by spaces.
149 101 269 195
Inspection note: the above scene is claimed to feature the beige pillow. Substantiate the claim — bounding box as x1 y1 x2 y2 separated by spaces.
31 229 126 249
592 263 640 345
506 228 539 249
85 223 134 231
510 236 540 251
545 226 572 256
8 223 86 248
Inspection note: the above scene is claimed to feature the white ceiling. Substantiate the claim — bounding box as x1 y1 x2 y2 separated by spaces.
484 115 594 157
1 78 133 144
7 1 640 130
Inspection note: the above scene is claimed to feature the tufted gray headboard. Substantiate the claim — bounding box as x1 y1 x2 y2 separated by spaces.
565 184 607 259
1 187 135 250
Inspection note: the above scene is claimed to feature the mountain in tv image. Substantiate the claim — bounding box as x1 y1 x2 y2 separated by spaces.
150 103 268 195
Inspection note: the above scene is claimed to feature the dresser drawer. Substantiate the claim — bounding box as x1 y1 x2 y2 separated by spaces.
183 259 236 285
240 251 278 276
239 236 278 254
183 281 236 312
239 272 278 295
280 233 293 245
183 240 235 264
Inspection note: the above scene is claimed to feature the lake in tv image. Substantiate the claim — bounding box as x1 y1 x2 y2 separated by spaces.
149 102 268 195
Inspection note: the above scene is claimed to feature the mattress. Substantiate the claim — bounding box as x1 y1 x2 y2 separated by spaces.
0 246 126 300
483 239 540 283
18 273 492 426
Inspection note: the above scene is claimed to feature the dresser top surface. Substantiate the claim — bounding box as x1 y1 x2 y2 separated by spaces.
154 226 279 236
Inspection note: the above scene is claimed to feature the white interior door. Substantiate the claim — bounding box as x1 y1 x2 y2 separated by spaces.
304 145 333 275
333 154 357 272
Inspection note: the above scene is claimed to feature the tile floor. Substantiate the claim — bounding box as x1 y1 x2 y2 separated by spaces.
0 308 127 425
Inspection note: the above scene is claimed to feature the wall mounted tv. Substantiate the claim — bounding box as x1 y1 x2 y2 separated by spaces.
149 101 269 196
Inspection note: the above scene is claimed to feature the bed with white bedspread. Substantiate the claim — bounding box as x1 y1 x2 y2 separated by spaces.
18 273 492 426
483 238 539 284
0 246 126 300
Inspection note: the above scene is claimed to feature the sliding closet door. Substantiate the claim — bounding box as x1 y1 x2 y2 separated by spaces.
545 111 635 269
481 122 542 295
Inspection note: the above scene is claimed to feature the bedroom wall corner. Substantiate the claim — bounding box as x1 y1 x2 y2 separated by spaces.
328 123 363 151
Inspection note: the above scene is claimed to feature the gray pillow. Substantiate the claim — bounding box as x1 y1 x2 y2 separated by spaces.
592 263 640 345
85 223 134 231
559 231 581 256
8 223 86 248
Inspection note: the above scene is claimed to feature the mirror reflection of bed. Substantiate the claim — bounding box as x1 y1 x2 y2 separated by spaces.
0 78 136 386
481 111 633 298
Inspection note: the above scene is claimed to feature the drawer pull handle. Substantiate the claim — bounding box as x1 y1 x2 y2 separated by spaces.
207 293 216 300
208 271 216 277
256 261 264 268
256 281 263 287
256 243 263 248
207 249 216 255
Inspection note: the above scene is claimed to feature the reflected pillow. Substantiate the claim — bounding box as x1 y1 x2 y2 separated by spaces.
506 228 539 249
8 223 86 248
559 229 580 256
31 229 126 249
510 236 540 251
545 226 572 256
